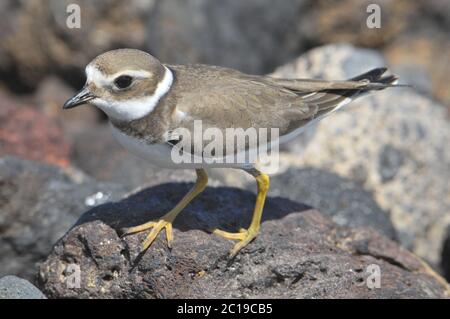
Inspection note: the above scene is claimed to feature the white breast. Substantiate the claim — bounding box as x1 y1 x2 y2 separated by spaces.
111 125 182 168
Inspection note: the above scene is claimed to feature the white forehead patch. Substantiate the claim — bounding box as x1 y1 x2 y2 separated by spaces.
90 66 174 121
86 65 107 86
85 65 152 86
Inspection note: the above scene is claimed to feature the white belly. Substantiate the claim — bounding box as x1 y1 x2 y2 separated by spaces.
110 125 246 169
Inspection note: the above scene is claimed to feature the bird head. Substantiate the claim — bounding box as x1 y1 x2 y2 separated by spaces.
63 49 173 122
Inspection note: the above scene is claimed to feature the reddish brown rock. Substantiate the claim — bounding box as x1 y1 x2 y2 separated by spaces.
32 76 102 135
0 92 71 167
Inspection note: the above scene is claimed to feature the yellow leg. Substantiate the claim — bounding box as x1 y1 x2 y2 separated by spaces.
122 169 208 251
213 168 270 257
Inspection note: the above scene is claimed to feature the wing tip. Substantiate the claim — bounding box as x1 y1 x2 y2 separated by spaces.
355 68 412 89
350 68 388 82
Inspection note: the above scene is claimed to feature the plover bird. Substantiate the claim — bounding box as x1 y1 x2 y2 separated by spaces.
64 49 400 257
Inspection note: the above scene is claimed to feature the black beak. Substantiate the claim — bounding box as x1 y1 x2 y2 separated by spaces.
63 86 95 109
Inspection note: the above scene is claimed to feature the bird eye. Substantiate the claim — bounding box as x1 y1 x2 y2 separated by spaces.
114 75 133 89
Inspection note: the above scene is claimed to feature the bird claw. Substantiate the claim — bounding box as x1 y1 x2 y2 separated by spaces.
213 227 259 257
121 218 174 252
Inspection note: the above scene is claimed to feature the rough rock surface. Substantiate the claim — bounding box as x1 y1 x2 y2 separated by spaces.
38 184 449 298
0 92 71 167
0 156 126 281
267 168 396 240
0 275 46 299
272 44 450 267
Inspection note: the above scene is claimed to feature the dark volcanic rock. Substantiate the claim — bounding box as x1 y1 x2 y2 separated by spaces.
0 156 127 282
441 227 450 282
0 275 46 299
267 168 396 240
38 184 449 298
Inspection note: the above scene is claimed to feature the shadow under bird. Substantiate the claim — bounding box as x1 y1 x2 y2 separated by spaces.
63 48 403 257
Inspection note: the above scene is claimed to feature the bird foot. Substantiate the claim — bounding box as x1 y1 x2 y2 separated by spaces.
121 216 174 251
213 227 259 257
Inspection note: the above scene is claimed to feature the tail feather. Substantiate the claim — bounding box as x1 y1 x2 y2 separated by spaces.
300 68 405 115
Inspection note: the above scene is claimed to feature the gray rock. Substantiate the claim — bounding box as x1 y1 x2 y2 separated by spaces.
0 275 46 299
273 43 388 82
390 64 432 96
272 44 450 267
38 184 449 298
377 145 405 183
266 168 396 240
0 156 127 282
147 0 308 74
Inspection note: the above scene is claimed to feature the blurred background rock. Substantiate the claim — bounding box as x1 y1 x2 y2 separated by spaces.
0 0 448 104
0 0 449 293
